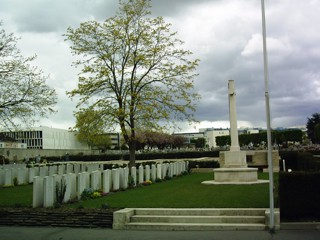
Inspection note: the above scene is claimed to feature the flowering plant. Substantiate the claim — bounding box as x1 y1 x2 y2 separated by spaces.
142 180 152 186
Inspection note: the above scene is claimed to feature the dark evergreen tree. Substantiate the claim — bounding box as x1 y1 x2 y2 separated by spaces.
306 113 320 144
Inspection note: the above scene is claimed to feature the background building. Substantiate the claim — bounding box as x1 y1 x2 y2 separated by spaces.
1 126 89 150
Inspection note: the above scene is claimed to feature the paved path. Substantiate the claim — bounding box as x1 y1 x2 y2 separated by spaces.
0 226 319 240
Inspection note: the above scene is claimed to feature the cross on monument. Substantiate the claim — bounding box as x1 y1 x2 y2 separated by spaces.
228 80 240 152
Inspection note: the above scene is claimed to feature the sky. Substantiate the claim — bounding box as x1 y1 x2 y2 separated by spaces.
1 0 319 133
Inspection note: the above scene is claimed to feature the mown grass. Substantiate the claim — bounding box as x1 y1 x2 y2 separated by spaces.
0 172 277 209
70 172 277 209
0 184 33 207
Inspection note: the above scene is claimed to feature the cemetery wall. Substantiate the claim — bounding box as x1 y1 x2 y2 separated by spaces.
0 208 113 228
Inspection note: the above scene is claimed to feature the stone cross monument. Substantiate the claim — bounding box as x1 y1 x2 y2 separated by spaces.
222 80 247 168
202 79 266 185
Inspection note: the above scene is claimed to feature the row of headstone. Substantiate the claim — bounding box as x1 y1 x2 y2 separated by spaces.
33 161 188 208
0 162 103 187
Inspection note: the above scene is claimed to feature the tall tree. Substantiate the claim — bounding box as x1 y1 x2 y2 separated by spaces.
72 108 112 151
307 113 320 143
0 23 57 129
65 0 200 166
306 113 320 144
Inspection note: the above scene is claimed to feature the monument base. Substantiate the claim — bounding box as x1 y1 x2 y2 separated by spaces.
202 167 269 185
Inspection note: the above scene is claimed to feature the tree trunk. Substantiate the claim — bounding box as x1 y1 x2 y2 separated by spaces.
128 141 136 168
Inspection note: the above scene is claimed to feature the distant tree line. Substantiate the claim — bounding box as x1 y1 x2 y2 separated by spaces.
216 129 303 148
134 131 186 150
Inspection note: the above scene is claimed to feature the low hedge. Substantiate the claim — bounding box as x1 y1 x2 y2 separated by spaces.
279 172 320 221
46 151 220 162
279 151 320 171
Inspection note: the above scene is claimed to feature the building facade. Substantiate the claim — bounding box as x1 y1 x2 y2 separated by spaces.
1 126 90 150
199 128 230 149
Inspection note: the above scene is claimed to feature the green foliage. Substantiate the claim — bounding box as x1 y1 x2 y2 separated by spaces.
65 0 200 165
0 184 33 207
306 112 320 144
0 23 57 129
190 137 206 149
279 151 320 171
13 177 18 186
216 129 303 147
216 135 230 147
188 160 220 169
55 179 67 204
72 109 112 151
68 173 273 209
279 172 320 221
81 188 102 200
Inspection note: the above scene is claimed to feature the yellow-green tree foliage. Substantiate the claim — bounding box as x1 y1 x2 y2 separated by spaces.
65 0 200 166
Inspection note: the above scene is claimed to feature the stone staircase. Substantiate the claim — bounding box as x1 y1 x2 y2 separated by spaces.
113 208 280 231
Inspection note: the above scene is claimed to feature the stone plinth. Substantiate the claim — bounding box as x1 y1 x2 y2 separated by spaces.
220 151 247 168
203 167 268 185
214 168 257 182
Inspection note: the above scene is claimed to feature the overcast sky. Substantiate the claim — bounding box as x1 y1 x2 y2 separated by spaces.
1 0 319 132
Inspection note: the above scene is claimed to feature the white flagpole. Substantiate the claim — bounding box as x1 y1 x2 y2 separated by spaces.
260 0 275 232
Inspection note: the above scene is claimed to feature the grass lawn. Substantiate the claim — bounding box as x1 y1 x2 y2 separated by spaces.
70 172 277 209
0 172 278 209
0 184 33 207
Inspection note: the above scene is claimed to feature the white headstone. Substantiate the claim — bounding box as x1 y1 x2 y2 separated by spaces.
145 165 150 181
102 169 111 193
66 164 73 173
17 168 27 185
63 173 77 203
169 163 174 178
43 176 54 207
33 176 44 208
4 169 12 185
74 164 81 174
0 169 4 186
90 170 101 190
138 165 144 184
131 167 137 187
28 167 35 183
112 168 120 191
156 164 162 179
151 164 156 181
58 165 65 175
77 172 90 199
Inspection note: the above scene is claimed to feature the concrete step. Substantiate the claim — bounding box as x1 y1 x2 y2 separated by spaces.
113 208 280 231
134 208 266 216
125 222 267 231
131 215 265 224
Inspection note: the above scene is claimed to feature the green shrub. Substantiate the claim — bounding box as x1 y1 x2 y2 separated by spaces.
55 179 67 204
279 151 320 171
279 172 320 221
188 160 220 169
